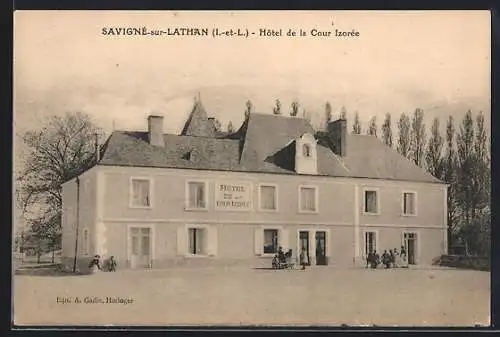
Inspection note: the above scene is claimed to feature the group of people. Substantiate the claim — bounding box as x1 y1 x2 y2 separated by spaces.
88 255 117 272
366 246 408 269
273 246 310 270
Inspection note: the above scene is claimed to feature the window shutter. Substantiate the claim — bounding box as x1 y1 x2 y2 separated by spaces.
177 226 187 255
280 228 289 251
326 231 331 257
254 226 263 255
206 225 218 256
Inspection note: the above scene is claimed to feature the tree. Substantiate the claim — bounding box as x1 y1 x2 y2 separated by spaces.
456 111 490 257
290 101 300 117
367 116 378 137
425 118 444 179
444 115 459 242
244 100 253 118
213 118 222 132
456 110 475 227
273 99 282 115
381 113 393 147
352 111 362 134
324 101 332 129
227 121 234 133
410 108 426 167
16 111 102 262
339 105 347 120
397 113 411 158
302 108 311 123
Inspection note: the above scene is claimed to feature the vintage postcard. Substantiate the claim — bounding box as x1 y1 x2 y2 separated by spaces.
13 10 491 327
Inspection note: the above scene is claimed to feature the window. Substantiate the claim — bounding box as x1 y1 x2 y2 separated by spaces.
188 228 206 255
364 231 377 256
187 181 207 209
82 228 89 255
263 229 279 254
302 144 311 157
403 192 416 215
299 186 317 212
131 179 151 207
260 185 277 211
364 190 378 214
130 227 151 256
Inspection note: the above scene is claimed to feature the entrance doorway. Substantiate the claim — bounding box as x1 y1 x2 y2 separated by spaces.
299 231 310 265
315 231 327 265
130 227 152 269
404 232 418 265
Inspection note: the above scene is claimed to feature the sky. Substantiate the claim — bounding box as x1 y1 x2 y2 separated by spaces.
14 11 490 134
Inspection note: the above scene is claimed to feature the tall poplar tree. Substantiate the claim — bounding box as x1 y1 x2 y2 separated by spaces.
410 108 426 167
381 113 393 147
352 111 362 134
397 112 411 159
425 117 444 179
273 99 282 115
367 116 378 137
444 115 458 242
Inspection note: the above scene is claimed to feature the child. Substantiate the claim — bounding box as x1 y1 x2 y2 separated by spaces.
108 256 117 272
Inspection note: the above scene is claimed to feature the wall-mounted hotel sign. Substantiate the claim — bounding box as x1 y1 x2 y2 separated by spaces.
215 181 253 211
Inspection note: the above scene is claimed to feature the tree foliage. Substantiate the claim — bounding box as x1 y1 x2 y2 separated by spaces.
381 113 393 147
339 105 347 120
227 121 234 133
425 117 444 179
244 100 253 118
410 108 426 167
17 111 102 253
273 99 282 115
352 111 362 134
367 116 378 137
397 113 411 158
290 101 300 117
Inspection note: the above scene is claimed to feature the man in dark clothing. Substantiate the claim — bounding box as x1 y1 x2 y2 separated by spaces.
371 250 379 269
366 251 374 268
382 250 391 269
389 249 395 268
278 246 286 263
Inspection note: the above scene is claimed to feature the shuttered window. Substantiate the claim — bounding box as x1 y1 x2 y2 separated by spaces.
131 179 151 207
188 182 206 209
300 187 317 212
260 185 277 210
364 190 378 214
403 192 416 215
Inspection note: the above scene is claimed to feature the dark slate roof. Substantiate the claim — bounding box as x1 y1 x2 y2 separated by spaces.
99 112 442 184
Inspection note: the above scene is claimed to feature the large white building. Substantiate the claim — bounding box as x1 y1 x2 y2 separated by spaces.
61 100 447 270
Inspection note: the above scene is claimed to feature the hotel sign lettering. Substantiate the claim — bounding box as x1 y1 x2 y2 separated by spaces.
215 181 253 211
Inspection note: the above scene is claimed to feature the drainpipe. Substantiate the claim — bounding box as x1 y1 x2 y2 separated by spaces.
72 177 81 273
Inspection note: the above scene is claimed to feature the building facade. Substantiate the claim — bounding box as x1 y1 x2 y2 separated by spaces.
61 101 447 270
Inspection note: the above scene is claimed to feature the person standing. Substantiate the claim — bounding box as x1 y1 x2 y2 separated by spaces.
300 248 307 270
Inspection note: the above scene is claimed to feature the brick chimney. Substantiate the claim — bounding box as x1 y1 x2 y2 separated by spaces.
327 119 347 157
148 115 164 147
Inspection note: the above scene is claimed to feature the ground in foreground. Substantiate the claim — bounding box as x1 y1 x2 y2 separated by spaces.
13 266 490 326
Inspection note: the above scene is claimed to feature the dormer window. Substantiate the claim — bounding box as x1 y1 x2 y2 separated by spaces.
303 144 311 157
295 133 317 175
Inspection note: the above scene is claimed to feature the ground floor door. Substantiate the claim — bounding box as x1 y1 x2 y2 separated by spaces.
315 231 327 265
130 227 151 269
404 232 417 265
299 231 311 265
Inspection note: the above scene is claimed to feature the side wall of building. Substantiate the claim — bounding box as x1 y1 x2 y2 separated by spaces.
61 168 97 271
